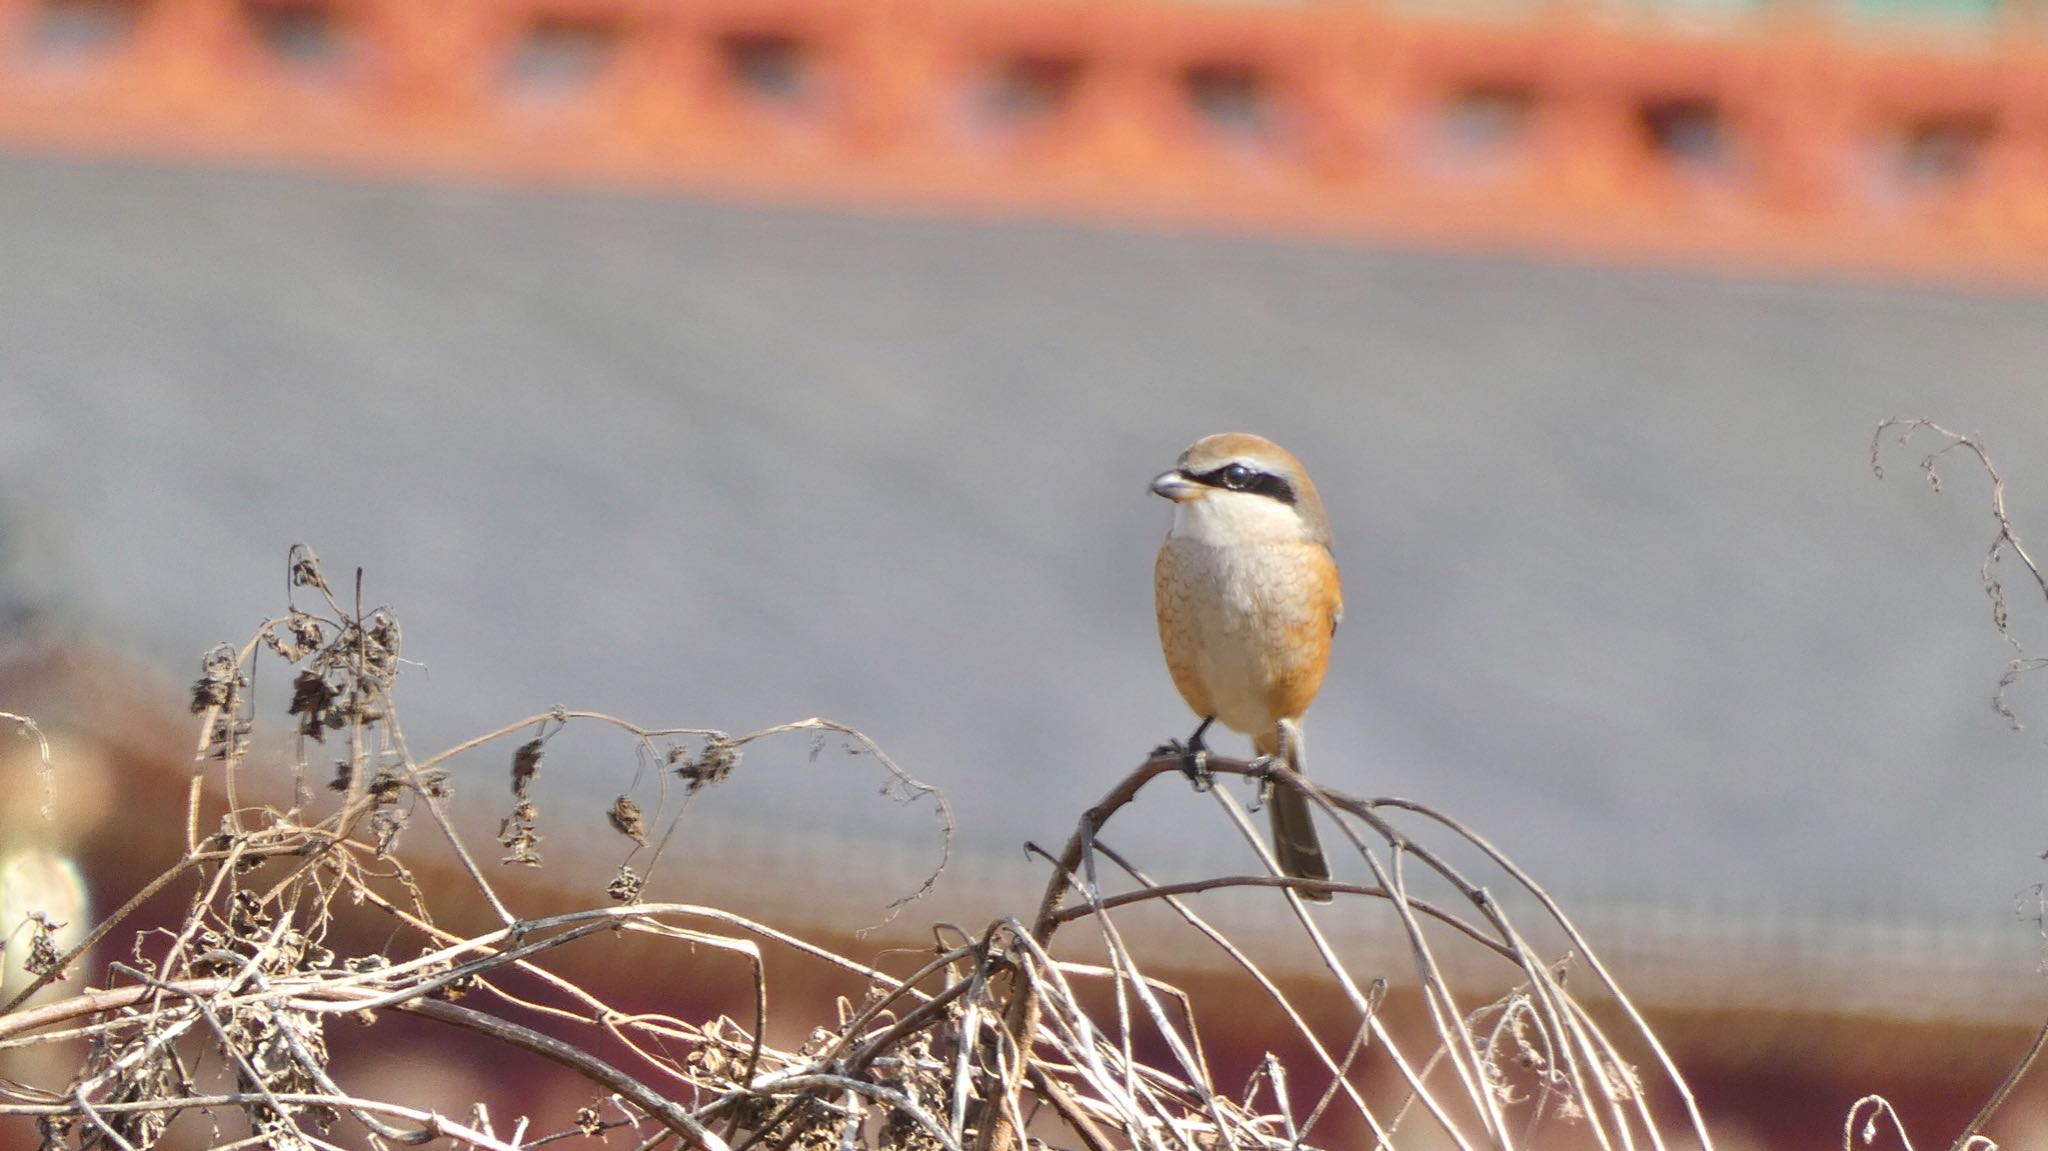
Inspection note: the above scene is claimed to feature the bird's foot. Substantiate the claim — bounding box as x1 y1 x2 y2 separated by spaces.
1152 737 1214 792
1244 754 1281 808
1154 719 1216 791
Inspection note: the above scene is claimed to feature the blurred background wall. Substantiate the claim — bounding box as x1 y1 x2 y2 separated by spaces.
6 0 2048 1144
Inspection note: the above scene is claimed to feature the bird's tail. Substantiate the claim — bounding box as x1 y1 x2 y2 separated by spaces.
1258 722 1331 902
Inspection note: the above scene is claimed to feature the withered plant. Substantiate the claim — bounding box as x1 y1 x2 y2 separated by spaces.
1859 418 2048 1151
0 543 1720 1151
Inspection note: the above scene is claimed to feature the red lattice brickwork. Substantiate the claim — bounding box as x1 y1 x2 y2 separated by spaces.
4 0 2048 283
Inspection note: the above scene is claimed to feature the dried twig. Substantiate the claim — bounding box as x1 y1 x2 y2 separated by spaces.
1874 417 2048 1151
1 546 1707 1151
1872 417 2048 728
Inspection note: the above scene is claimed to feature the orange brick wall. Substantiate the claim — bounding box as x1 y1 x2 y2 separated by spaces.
5 0 2047 284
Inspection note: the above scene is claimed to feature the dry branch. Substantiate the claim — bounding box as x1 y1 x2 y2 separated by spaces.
1872 417 2048 1151
0 546 1712 1151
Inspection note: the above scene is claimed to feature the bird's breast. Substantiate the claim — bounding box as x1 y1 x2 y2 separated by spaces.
1155 532 1338 736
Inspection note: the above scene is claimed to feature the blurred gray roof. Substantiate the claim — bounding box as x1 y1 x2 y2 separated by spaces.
7 154 2048 958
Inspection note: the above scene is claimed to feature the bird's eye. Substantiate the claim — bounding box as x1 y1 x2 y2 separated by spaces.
1221 464 1256 490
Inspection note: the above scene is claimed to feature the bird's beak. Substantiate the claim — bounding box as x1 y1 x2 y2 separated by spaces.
1150 471 1200 502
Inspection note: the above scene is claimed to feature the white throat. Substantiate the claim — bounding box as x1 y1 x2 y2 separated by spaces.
1168 491 1306 547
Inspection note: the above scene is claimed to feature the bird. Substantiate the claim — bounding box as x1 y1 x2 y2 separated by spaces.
1151 433 1342 901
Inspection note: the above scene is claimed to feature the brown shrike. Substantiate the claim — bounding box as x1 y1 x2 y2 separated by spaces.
1152 433 1342 900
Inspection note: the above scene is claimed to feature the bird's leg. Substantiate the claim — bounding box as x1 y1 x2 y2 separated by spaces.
1151 717 1215 792
1244 755 1277 810
1181 717 1215 792
1244 721 1294 809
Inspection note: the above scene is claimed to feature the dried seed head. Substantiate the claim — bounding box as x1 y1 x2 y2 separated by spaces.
607 796 647 845
511 739 544 797
229 890 273 936
676 735 738 792
498 804 542 866
289 545 332 595
190 646 244 714
607 867 645 904
24 912 63 978
287 671 340 743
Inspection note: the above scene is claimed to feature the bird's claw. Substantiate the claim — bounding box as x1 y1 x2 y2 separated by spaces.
1153 738 1214 792
1244 754 1281 809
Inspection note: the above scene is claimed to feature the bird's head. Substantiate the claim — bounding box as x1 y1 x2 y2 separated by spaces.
1150 433 1332 547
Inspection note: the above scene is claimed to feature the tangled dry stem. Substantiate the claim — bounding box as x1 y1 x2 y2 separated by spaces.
0 545 1717 1151
1869 417 2048 1151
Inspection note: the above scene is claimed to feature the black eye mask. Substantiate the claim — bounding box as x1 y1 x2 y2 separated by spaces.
1184 464 1297 506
